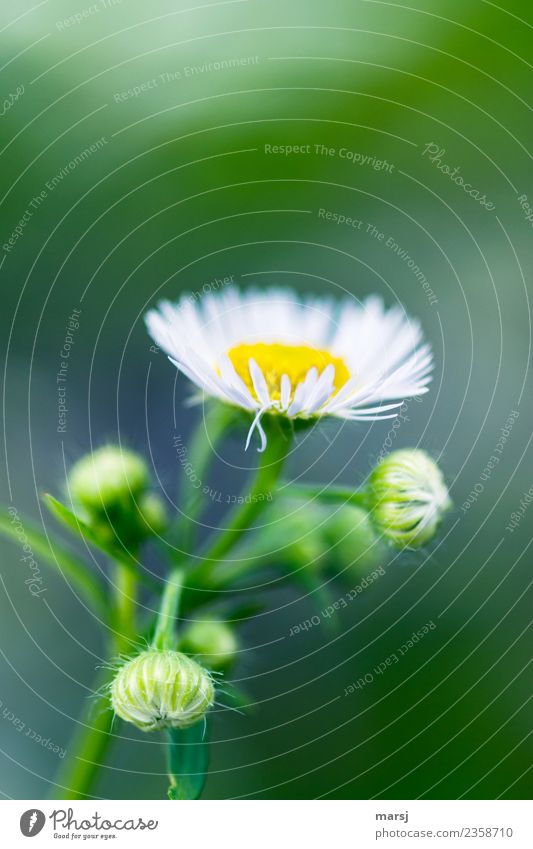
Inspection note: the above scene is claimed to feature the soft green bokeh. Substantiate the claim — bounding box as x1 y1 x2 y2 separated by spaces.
0 0 531 799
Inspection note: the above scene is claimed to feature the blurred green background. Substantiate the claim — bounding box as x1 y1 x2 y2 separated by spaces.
0 0 531 800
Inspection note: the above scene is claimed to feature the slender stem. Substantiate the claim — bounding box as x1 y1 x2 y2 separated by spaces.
183 483 370 612
50 668 113 800
110 543 161 595
181 559 268 613
111 560 138 655
287 482 369 508
173 403 238 553
153 568 185 650
183 418 292 601
51 559 140 800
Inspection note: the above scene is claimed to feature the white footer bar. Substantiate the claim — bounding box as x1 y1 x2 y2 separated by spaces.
3 799 532 848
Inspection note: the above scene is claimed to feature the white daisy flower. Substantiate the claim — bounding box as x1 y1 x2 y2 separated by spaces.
145 287 433 451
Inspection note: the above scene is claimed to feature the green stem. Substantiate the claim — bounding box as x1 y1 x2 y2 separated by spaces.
287 482 369 508
51 559 139 800
111 547 162 595
183 483 370 612
153 568 185 650
173 403 238 553
181 559 268 613
50 668 113 800
111 561 138 655
183 418 292 602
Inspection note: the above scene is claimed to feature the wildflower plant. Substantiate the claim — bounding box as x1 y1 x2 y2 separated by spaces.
0 286 451 800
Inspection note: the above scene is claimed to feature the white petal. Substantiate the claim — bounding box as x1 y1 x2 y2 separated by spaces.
303 364 336 413
288 367 318 416
280 374 292 409
248 358 271 406
218 355 258 409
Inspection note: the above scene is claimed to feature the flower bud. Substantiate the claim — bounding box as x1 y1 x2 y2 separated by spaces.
69 446 149 516
110 649 213 731
367 449 451 548
179 620 238 671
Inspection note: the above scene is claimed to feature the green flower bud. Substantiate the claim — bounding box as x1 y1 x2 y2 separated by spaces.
367 449 451 548
69 446 149 515
111 649 214 731
136 493 167 536
179 620 238 671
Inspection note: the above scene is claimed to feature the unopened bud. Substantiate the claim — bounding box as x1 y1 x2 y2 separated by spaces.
367 449 451 548
69 446 149 515
179 620 238 671
110 649 213 731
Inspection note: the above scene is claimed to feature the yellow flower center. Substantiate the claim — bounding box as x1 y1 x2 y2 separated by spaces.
226 342 350 402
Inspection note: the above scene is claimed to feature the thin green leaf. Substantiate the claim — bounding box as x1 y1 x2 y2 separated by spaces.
0 506 107 615
166 719 210 800
44 494 104 547
44 494 161 594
